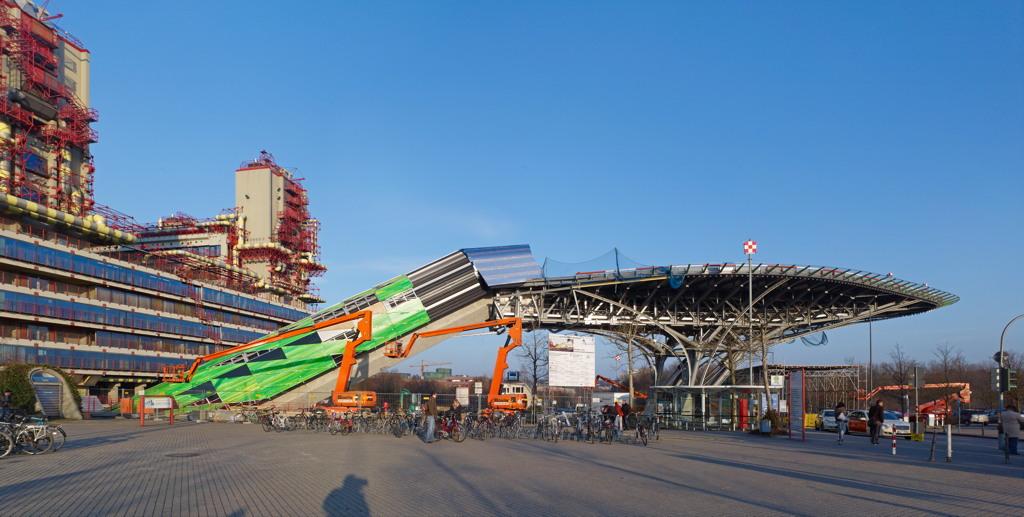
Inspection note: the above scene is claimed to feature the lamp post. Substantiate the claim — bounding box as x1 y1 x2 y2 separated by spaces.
997 314 1024 452
743 239 757 425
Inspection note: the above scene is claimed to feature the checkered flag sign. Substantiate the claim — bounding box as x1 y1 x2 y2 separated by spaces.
743 240 758 255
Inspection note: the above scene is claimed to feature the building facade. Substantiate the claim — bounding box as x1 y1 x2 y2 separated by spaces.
0 2 321 402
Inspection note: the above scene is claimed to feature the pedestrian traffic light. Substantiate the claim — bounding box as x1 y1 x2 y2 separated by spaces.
992 368 1004 392
993 367 1015 393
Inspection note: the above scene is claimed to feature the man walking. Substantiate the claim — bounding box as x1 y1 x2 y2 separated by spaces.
422 393 438 444
1001 404 1024 455
868 400 885 445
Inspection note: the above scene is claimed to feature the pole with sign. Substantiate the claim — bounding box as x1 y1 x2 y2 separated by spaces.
474 381 483 412
744 239 757 427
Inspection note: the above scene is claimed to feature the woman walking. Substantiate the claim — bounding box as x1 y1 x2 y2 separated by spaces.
835 402 848 445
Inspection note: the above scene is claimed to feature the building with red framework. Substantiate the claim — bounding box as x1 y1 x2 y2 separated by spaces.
0 2 324 413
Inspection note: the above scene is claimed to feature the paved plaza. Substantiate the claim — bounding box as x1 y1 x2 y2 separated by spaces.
0 419 1022 516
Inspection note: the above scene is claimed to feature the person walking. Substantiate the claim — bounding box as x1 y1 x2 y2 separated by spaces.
1001 404 1024 455
422 393 438 444
614 401 624 439
835 402 849 445
868 400 885 445
0 388 12 421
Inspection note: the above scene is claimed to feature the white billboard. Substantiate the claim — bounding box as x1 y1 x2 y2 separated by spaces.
548 334 596 387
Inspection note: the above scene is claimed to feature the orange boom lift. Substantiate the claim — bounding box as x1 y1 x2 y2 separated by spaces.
383 317 528 411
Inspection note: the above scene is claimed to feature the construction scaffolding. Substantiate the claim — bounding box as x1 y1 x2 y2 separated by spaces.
0 3 98 216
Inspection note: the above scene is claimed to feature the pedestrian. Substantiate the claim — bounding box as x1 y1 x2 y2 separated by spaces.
1001 404 1024 455
834 402 848 445
622 401 632 429
0 388 12 422
422 393 438 444
382 401 389 414
868 400 885 445
450 399 464 422
614 401 624 437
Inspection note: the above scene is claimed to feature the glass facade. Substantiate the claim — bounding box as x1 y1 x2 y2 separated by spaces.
0 236 307 321
0 233 310 378
0 290 265 342
0 344 191 373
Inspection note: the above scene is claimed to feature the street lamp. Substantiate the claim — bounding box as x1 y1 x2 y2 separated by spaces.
997 313 1024 452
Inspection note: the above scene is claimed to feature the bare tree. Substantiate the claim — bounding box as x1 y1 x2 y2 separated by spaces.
882 343 918 413
519 329 548 413
930 343 967 423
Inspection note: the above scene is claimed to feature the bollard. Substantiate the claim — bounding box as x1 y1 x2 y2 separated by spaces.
891 429 897 455
945 424 952 463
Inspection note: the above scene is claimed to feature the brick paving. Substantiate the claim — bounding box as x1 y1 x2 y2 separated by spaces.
0 419 1022 516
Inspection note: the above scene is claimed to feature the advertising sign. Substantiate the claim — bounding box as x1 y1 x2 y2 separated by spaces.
456 386 470 406
143 397 173 409
789 369 805 441
548 334 596 387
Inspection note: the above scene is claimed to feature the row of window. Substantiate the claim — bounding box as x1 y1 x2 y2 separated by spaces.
202 288 307 321
0 322 89 345
0 320 223 356
0 237 309 321
95 331 221 356
0 344 191 373
0 269 279 332
0 290 264 343
94 287 279 332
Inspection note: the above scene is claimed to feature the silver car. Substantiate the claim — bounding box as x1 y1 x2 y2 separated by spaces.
815 409 838 431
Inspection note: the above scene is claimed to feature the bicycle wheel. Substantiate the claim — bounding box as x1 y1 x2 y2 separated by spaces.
49 426 66 451
0 430 13 458
15 430 44 455
638 426 648 446
452 425 466 443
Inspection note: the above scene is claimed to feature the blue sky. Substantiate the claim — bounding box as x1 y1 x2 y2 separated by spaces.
57 1 1022 375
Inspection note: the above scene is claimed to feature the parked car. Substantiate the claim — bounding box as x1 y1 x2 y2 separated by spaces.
958 409 988 426
848 409 912 439
814 409 837 431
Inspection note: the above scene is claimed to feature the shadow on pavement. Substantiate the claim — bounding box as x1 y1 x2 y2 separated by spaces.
672 451 1024 514
511 440 803 516
322 474 369 517
419 448 506 514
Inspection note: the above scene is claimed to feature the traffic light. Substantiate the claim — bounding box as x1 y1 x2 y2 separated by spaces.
993 367 1017 393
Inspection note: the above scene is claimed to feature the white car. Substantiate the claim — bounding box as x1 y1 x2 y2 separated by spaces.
848 409 912 439
815 409 838 431
881 411 912 438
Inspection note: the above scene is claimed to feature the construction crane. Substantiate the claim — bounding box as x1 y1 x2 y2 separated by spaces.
407 360 452 379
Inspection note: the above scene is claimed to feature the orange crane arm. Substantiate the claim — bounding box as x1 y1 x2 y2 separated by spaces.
383 317 524 406
487 319 523 406
179 310 373 383
862 382 970 401
595 374 649 399
331 311 375 396
386 317 522 359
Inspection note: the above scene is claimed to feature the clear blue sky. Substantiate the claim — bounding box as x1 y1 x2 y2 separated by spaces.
58 1 1023 375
